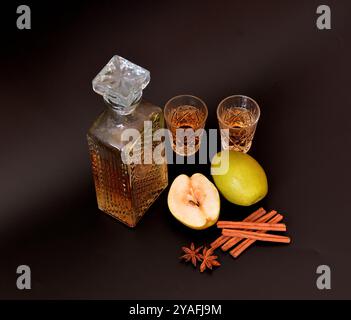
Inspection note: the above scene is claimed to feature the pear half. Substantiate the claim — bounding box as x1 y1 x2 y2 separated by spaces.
167 173 220 230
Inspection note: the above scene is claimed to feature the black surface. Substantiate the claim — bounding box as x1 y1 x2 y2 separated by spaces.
0 0 350 299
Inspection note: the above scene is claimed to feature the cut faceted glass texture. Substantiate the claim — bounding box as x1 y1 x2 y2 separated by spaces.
87 101 168 227
92 55 150 107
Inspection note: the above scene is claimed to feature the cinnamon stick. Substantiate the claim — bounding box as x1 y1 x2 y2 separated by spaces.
217 221 286 232
210 235 231 250
222 229 291 243
221 210 278 251
230 214 284 258
210 208 266 249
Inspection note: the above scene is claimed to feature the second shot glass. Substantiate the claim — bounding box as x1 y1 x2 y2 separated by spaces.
217 95 260 153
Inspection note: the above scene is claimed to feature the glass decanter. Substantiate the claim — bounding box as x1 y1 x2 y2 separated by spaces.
87 55 168 227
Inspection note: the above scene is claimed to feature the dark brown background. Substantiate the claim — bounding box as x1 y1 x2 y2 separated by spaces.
0 0 350 299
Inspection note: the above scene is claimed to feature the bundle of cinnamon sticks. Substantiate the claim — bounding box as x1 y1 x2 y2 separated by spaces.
211 208 291 258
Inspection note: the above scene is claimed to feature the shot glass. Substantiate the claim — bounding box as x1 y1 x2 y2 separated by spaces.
164 95 208 156
217 95 260 153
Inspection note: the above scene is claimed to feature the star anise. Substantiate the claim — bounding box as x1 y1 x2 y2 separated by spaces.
199 247 221 272
179 243 203 267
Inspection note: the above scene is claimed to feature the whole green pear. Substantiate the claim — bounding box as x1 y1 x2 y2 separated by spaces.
211 150 268 206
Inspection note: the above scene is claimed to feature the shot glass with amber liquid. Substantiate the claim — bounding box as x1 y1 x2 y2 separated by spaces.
217 95 260 153
164 95 208 156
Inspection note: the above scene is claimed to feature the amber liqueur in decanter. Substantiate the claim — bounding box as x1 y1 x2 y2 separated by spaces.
87 55 168 227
